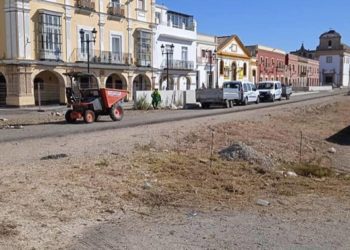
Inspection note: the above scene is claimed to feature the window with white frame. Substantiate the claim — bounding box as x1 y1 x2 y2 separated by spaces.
38 12 62 60
181 47 188 61
326 56 332 63
138 0 145 10
110 35 122 62
111 0 120 7
135 30 152 66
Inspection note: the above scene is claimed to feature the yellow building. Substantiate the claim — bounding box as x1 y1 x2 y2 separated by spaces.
0 0 156 106
216 35 253 86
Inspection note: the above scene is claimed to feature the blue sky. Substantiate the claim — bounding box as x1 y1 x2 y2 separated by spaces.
156 0 350 52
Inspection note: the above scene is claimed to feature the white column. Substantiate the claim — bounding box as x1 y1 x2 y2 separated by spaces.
23 1 31 59
65 0 72 62
16 1 25 58
4 0 14 58
99 5 106 52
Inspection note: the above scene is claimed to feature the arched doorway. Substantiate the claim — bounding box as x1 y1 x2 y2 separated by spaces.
252 70 256 83
106 73 126 89
178 76 191 90
160 75 174 90
133 74 151 100
232 62 237 81
0 73 6 106
186 77 191 90
33 70 66 105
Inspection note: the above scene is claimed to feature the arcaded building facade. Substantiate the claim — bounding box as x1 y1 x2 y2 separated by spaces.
0 0 156 106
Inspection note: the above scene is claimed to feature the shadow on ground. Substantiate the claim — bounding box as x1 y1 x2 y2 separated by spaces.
327 125 350 146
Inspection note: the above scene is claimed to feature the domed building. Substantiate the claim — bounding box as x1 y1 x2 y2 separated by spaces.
316 30 350 87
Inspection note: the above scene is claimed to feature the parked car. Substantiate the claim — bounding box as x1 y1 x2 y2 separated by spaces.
257 81 282 102
282 83 293 100
196 81 259 109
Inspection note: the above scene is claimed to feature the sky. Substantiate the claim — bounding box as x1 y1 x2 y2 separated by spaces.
156 0 350 52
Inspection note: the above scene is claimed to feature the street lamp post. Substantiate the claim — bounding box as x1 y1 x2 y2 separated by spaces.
79 28 97 75
206 49 216 89
161 44 174 90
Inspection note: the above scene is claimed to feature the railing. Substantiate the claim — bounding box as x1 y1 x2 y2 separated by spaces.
39 49 61 61
70 49 131 65
276 66 285 72
162 59 194 70
76 0 95 11
107 2 126 17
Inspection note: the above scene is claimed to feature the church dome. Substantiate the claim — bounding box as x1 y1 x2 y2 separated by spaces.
320 30 341 39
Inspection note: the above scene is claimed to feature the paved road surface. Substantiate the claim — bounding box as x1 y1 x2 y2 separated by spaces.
0 90 345 143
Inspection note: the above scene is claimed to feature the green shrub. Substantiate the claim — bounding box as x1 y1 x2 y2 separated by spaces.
134 95 151 110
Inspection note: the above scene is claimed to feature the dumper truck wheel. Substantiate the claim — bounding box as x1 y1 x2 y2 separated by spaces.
65 110 76 123
110 104 124 121
84 110 95 124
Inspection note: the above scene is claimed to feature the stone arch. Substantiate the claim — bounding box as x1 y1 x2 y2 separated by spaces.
133 74 152 100
105 73 127 89
252 69 257 83
243 62 247 77
159 74 175 90
32 70 66 105
219 60 224 75
232 62 237 81
178 75 191 90
0 73 7 106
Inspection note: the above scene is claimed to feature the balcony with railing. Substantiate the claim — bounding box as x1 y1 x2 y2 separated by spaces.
161 59 194 70
76 0 95 14
107 2 126 19
70 49 131 65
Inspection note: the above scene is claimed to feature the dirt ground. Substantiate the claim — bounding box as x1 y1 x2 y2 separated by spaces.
0 95 350 249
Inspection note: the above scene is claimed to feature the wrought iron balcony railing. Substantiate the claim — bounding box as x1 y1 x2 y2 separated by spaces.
161 59 194 70
70 49 131 65
107 2 126 17
76 0 95 11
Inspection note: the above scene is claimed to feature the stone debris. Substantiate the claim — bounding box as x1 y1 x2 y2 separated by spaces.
286 171 298 177
1 125 24 129
277 171 298 177
143 181 152 190
328 147 337 154
256 199 270 207
0 117 9 122
51 112 64 117
219 142 274 170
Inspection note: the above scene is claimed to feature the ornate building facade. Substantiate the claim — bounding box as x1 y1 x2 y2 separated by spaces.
316 30 350 87
0 0 156 106
216 35 253 87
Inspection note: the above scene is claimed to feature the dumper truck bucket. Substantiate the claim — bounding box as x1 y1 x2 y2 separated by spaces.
100 88 129 108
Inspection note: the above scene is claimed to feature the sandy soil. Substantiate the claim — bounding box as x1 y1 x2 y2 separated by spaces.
0 95 349 249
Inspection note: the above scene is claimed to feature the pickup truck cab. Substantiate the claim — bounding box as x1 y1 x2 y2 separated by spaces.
257 81 282 102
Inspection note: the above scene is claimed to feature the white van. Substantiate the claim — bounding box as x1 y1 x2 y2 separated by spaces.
223 81 260 105
257 81 282 102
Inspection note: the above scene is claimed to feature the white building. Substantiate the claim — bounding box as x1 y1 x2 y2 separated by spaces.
316 30 350 87
196 33 218 89
153 4 197 90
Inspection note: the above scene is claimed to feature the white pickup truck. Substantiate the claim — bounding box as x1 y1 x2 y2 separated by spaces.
196 81 260 108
